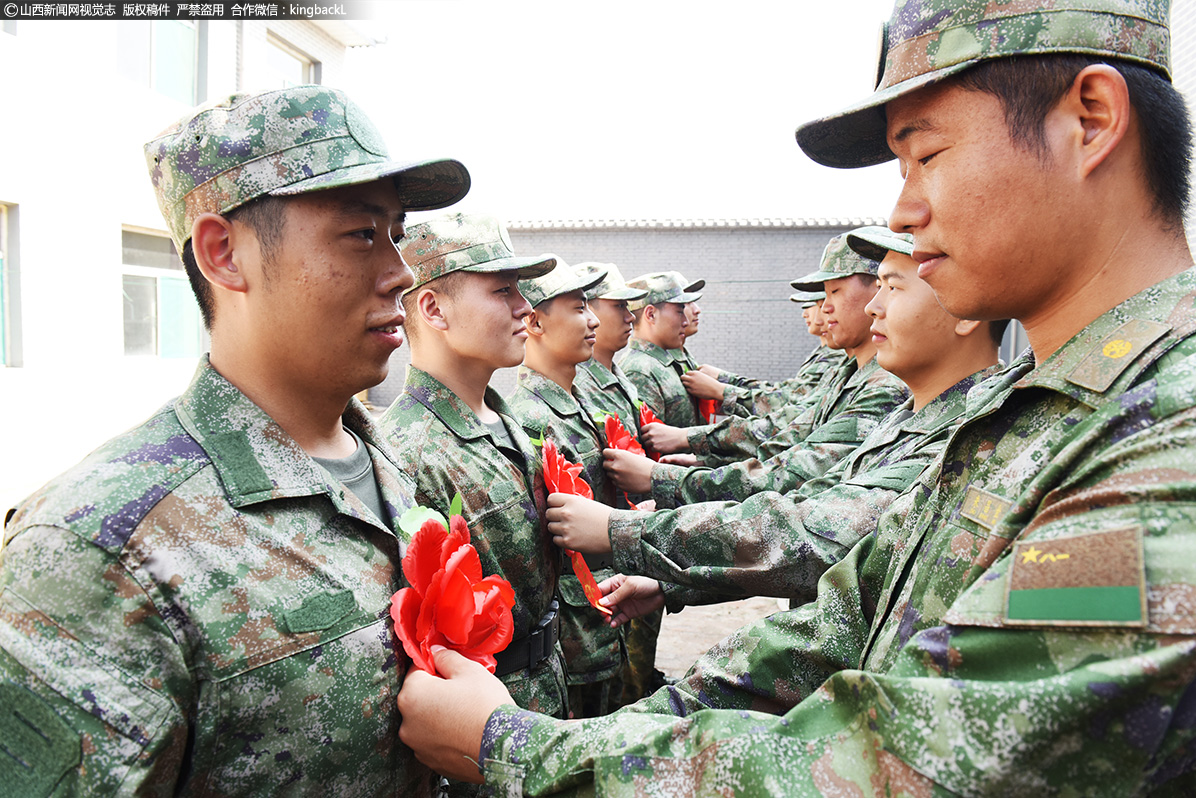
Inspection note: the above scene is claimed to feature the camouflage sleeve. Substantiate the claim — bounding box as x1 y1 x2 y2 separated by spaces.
477 537 889 796
655 414 876 507
608 472 908 605
752 379 908 463
0 526 191 796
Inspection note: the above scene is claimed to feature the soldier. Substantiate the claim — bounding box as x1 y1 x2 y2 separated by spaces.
550 226 1006 612
504 260 627 719
617 272 704 427
570 263 669 704
572 263 650 446
617 234 909 508
0 85 469 794
397 0 1196 793
378 213 568 724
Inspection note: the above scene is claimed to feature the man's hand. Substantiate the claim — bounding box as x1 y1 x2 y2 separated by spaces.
640 422 692 454
598 574 665 626
603 447 655 494
398 648 514 784
659 453 699 467
546 493 614 554
681 369 727 401
697 364 722 379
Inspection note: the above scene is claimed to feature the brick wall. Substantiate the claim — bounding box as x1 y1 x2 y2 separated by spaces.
369 220 875 409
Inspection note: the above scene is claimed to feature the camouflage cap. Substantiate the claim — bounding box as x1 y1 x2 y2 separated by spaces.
520 259 607 308
145 85 471 251
576 262 649 302
790 233 881 290
670 271 706 293
626 272 704 311
795 0 1172 168
401 213 555 294
789 289 826 305
846 226 915 261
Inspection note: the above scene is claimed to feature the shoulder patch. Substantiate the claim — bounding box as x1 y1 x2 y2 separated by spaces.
1066 320 1170 393
1005 527 1146 627
959 485 1012 531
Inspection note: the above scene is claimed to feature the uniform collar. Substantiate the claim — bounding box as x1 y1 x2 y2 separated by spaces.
1012 269 1196 409
401 365 519 443
904 364 1006 435
174 357 408 530
514 365 586 419
578 358 618 389
627 337 678 366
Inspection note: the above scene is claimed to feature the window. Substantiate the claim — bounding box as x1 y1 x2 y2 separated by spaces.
121 229 204 358
267 33 317 88
118 21 200 105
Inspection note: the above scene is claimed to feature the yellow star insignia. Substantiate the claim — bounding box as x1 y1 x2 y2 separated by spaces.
1021 546 1041 564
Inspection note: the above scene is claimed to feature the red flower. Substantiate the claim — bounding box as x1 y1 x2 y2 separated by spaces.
390 514 515 676
636 403 663 462
698 398 718 424
541 437 593 500
540 438 612 617
603 414 645 457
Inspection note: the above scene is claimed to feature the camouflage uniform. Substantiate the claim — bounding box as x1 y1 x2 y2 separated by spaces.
574 358 642 440
572 357 664 705
0 360 435 795
617 338 702 429
506 366 626 717
718 345 848 419
474 259 1196 798
651 355 909 507
618 272 704 428
381 366 568 718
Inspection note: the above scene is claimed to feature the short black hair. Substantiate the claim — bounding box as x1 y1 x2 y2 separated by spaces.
180 194 288 329
951 54 1192 230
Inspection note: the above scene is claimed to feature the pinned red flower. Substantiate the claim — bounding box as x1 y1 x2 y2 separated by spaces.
539 437 613 617
636 402 663 462
390 501 515 676
542 437 593 501
697 397 719 424
603 414 645 458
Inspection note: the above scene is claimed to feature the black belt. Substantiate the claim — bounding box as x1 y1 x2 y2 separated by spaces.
494 600 560 677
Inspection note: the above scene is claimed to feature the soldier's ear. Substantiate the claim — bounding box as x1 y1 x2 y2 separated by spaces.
643 304 658 324
191 213 248 294
954 318 982 337
1065 64 1132 179
524 309 545 337
416 287 449 332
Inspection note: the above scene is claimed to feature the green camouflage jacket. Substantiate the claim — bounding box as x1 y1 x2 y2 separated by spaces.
476 268 1196 795
610 366 999 609
652 356 909 507
0 358 434 796
506 367 624 686
687 353 889 467
719 346 848 418
617 338 701 428
573 358 642 441
380 366 568 717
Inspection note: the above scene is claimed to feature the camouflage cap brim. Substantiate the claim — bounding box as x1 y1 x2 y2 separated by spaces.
846 226 915 261
791 271 840 291
272 156 470 212
525 267 608 308
684 279 706 292
590 284 649 301
789 289 826 304
462 254 557 280
795 1 1172 169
